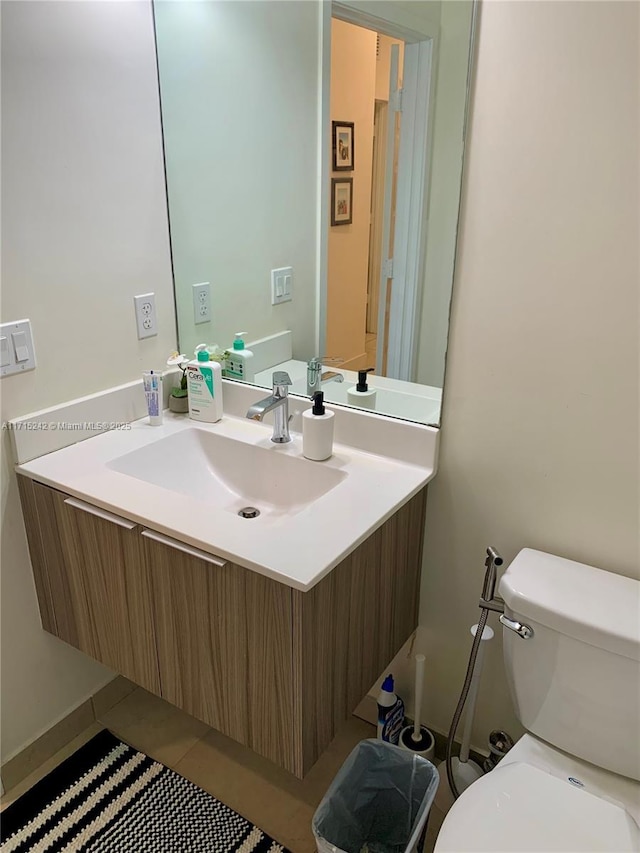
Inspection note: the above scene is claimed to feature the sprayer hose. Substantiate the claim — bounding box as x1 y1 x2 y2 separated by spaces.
445 605 490 800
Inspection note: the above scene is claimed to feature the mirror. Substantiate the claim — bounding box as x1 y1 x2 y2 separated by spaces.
154 0 475 426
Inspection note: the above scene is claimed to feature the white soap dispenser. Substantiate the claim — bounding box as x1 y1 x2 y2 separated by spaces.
224 332 255 383
303 392 334 461
347 368 377 409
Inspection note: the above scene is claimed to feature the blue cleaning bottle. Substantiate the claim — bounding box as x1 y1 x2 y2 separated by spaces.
377 674 405 745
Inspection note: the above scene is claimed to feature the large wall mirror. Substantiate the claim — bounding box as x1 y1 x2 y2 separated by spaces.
154 0 476 426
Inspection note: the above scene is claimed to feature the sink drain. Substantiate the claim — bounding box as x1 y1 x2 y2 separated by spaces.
238 506 260 519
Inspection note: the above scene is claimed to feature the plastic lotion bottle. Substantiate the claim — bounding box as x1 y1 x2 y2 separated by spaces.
377 674 405 745
303 392 334 461
187 345 223 423
347 368 377 409
225 332 255 383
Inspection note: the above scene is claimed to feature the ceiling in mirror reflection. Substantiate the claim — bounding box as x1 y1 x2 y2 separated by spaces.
154 0 475 426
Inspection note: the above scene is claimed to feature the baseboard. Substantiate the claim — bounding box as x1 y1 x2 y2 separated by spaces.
1 676 135 794
90 675 136 720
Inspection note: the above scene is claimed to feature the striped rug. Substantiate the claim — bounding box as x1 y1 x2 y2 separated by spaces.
1 729 288 853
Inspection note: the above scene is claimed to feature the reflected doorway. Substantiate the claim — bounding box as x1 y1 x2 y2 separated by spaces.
326 19 404 374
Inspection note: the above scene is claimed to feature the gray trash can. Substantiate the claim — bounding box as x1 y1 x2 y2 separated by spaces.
312 739 439 853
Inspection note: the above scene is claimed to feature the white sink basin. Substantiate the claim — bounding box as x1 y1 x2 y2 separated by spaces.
107 427 346 517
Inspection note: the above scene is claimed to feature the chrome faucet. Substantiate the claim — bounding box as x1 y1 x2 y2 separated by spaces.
246 371 292 443
307 356 344 396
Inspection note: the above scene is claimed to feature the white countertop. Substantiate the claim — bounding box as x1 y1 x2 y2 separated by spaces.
16 410 434 592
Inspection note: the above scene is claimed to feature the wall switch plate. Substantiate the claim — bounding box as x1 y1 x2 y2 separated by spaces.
271 266 293 305
134 293 157 339
0 319 36 377
192 282 211 325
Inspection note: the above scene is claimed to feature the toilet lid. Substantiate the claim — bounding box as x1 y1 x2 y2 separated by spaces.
435 762 640 852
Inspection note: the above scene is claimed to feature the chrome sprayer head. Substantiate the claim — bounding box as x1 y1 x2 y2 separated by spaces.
481 546 504 603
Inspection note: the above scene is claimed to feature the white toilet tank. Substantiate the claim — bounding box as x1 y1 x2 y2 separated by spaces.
499 549 640 781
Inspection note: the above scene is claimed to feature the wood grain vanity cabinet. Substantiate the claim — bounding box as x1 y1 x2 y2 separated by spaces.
17 478 160 694
18 475 426 778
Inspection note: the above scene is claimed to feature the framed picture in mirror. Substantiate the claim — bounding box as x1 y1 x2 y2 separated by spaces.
332 121 354 170
331 178 353 226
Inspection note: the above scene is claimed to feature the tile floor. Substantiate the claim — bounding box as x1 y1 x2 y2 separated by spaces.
2 687 446 852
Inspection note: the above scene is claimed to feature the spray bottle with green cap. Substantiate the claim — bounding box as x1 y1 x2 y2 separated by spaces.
187 344 223 423
224 332 255 383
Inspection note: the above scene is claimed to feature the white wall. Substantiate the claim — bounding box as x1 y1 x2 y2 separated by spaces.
419 0 639 747
0 0 176 762
154 0 319 360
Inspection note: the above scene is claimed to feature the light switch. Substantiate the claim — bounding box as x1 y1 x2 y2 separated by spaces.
12 331 29 362
1 319 36 377
271 266 293 305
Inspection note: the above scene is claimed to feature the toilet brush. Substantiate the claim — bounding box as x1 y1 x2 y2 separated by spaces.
399 654 435 760
435 623 494 813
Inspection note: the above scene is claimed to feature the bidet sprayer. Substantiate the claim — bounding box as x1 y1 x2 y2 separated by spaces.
479 548 507 616
446 546 505 802
481 546 504 604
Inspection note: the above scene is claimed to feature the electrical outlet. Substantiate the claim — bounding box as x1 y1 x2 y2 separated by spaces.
134 293 157 339
192 282 211 325
271 267 293 305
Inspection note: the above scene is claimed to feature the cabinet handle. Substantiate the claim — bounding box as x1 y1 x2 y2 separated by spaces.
140 529 227 568
64 498 137 530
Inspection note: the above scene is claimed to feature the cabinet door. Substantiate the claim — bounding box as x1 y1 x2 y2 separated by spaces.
56 496 160 693
143 530 296 773
19 477 160 694
142 530 250 746
18 476 80 646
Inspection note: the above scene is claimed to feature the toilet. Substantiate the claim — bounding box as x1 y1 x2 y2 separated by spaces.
435 548 640 852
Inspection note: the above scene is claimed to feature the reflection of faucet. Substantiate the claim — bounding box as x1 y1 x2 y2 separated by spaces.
307 357 344 396
246 371 292 443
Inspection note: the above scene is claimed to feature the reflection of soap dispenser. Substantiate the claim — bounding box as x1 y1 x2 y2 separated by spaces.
224 332 255 383
303 392 334 461
347 368 376 409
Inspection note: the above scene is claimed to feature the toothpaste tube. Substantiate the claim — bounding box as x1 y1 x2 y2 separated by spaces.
143 371 163 426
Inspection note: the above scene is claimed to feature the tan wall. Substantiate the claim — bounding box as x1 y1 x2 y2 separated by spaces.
419 0 639 747
1 1 176 762
326 19 377 368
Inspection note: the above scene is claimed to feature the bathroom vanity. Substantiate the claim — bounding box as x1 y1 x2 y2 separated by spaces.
15 398 434 778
